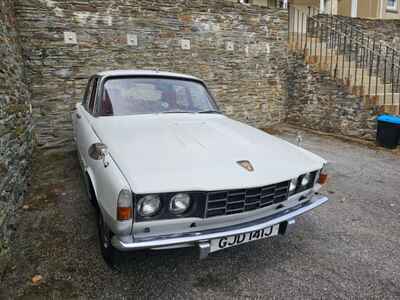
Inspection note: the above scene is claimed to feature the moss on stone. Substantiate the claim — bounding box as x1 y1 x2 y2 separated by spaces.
14 126 25 138
5 104 28 114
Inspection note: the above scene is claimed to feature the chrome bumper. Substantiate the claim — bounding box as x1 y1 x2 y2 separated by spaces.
111 194 329 256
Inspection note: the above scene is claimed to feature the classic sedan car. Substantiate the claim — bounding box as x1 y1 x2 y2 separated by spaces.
72 70 329 264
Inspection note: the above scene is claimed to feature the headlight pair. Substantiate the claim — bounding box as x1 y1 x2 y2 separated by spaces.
289 172 315 195
137 193 191 218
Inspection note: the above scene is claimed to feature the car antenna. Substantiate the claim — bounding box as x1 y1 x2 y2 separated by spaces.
296 131 303 146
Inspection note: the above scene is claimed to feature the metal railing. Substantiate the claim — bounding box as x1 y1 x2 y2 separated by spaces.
288 5 400 112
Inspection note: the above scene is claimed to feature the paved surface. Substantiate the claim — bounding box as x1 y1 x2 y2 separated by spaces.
1 126 400 299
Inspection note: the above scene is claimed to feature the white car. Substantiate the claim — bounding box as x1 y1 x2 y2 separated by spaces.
72 70 329 264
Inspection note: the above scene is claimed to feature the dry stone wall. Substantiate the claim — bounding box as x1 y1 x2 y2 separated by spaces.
15 0 289 150
0 0 33 256
286 16 400 140
287 53 377 140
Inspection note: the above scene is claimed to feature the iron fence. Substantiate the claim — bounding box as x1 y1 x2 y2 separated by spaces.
289 5 400 112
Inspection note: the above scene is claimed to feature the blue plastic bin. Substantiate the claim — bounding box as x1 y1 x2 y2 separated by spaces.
376 115 400 149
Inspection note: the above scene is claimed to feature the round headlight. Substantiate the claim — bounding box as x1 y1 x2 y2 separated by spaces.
170 193 191 215
137 195 161 217
289 178 298 192
301 173 311 186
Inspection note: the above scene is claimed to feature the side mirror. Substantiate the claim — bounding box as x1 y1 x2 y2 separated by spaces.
88 143 108 160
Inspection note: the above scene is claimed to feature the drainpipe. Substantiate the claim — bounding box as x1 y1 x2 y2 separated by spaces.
351 0 358 17
320 0 325 13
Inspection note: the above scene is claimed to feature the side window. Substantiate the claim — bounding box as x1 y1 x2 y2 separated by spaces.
88 78 99 114
83 78 93 109
387 0 397 11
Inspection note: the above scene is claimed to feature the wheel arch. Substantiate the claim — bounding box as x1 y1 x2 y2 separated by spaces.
85 168 100 209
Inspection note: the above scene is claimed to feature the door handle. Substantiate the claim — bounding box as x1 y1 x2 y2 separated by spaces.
76 113 81 119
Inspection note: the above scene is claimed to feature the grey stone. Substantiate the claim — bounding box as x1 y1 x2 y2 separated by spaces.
287 53 377 140
0 0 33 258
14 0 289 149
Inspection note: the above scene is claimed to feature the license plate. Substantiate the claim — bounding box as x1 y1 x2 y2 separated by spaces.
209 224 280 253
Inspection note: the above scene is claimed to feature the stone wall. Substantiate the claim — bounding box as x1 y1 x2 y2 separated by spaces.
286 16 400 139
0 0 33 256
287 54 377 140
15 0 289 150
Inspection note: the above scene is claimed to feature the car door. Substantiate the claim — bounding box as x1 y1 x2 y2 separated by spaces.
74 77 98 166
73 77 132 233
74 77 118 211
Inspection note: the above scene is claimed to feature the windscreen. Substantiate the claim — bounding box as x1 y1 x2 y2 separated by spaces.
99 77 218 116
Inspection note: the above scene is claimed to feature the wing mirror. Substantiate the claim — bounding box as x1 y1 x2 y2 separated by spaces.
88 143 110 168
88 143 108 160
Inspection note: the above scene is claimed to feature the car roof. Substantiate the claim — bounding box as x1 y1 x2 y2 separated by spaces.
96 69 202 81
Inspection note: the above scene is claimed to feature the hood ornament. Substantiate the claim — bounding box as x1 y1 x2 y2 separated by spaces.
237 160 254 172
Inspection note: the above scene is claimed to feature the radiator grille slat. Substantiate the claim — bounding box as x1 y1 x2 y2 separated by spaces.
205 181 290 218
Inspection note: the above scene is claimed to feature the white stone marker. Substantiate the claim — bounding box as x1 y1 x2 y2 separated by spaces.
64 32 77 44
127 34 138 46
181 39 191 50
226 41 234 51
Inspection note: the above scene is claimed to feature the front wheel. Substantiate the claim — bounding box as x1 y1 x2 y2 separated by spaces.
97 210 120 267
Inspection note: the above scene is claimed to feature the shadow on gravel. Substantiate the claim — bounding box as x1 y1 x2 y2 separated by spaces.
1 149 303 299
2 129 400 299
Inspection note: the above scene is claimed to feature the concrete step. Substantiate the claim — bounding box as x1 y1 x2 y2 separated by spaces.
353 85 392 97
305 48 336 57
380 105 400 114
333 77 391 95
362 84 394 94
364 94 400 108
336 82 393 97
305 60 393 96
342 71 386 87
290 37 327 52
369 93 400 104
298 36 400 111
306 54 389 86
363 95 400 114
289 33 308 42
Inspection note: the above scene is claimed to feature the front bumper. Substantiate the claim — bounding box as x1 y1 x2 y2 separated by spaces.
111 194 328 256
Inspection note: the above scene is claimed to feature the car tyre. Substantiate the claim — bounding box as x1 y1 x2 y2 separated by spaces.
84 174 98 208
97 210 121 269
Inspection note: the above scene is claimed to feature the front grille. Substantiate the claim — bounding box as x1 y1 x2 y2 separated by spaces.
205 181 290 218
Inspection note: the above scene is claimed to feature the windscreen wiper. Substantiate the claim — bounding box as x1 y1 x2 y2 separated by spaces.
197 110 222 114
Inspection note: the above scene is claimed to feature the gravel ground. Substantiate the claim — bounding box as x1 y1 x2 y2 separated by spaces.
1 125 400 299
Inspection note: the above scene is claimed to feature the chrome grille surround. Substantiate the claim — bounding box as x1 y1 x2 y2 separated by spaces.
205 181 290 218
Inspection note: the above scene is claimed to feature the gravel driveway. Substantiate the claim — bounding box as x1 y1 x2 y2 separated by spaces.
1 125 400 299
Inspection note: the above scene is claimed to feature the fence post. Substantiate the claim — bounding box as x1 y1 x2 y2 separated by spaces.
368 39 375 98
376 43 382 98
361 33 365 92
348 26 353 84
288 2 291 45
342 28 347 82
304 6 310 56
384 46 388 105
301 10 304 52
391 48 395 106
354 31 359 88
330 16 336 77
